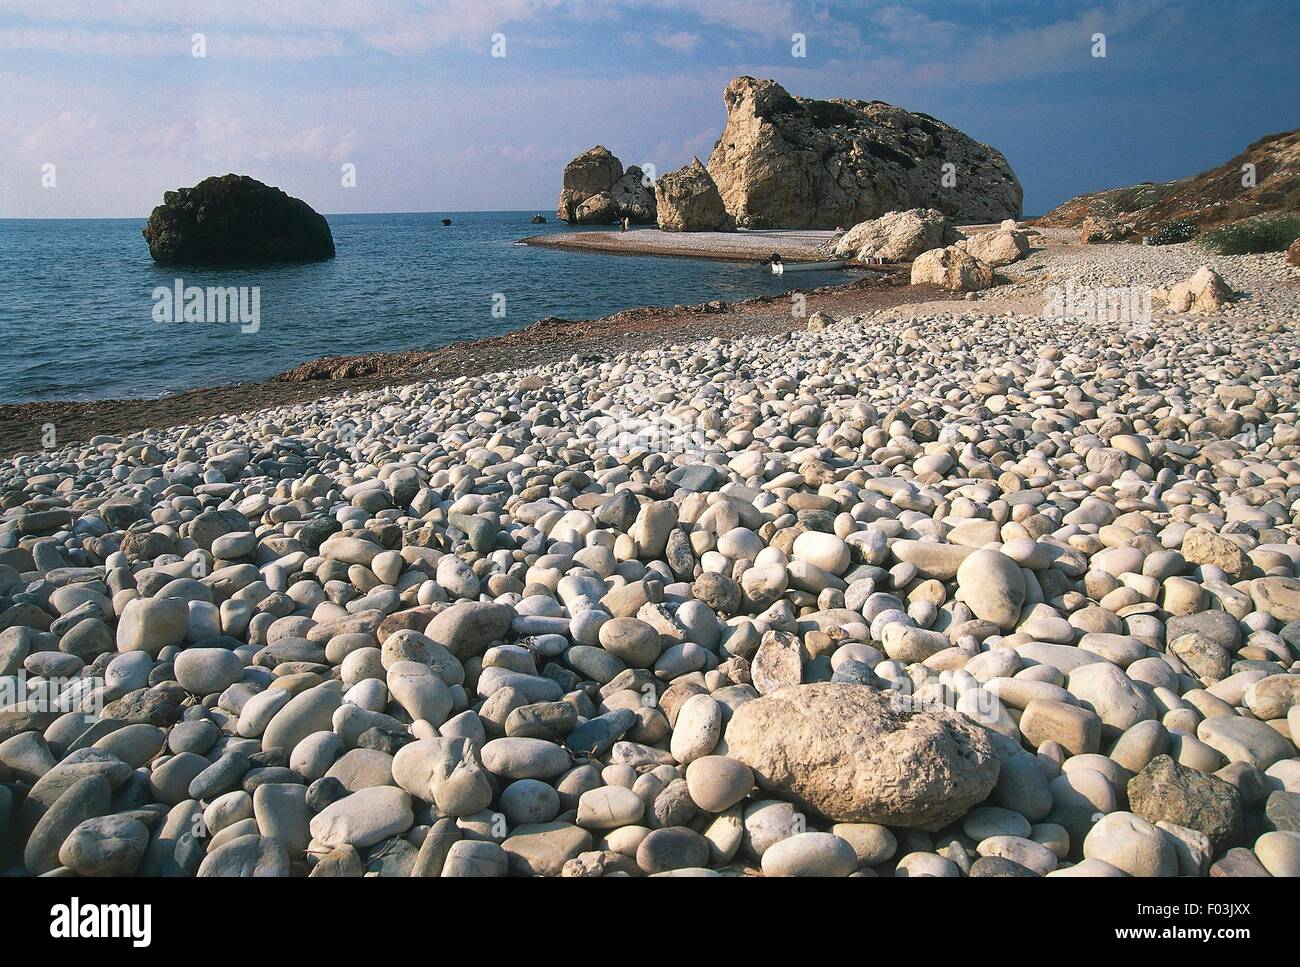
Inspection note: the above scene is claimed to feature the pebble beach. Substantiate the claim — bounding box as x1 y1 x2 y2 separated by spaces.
3 236 1300 879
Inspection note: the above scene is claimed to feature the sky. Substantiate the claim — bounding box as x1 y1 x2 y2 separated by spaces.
0 0 1296 219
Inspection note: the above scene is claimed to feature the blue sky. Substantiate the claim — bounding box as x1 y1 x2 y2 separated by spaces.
1 0 1296 218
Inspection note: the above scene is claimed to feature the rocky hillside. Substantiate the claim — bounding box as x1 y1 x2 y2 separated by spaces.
1039 129 1300 234
706 76 1022 229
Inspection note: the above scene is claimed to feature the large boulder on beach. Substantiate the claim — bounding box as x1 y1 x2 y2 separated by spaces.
1163 266 1234 314
830 208 960 261
723 683 1001 830
910 245 995 291
957 228 1031 266
556 146 656 225
654 158 730 232
142 174 335 264
706 76 1021 229
1081 215 1128 244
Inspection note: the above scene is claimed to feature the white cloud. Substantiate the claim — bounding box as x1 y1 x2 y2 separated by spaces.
654 30 701 53
0 27 181 56
657 0 798 43
0 25 346 59
218 32 345 59
0 0 587 54
0 0 805 56
845 0 1177 88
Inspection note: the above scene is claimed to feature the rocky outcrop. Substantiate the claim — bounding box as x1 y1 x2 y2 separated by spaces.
1041 129 1300 234
706 76 1021 229
555 146 656 225
142 174 335 264
723 683 1000 830
1287 237 1300 266
910 246 995 291
829 208 960 262
557 146 621 214
654 158 730 232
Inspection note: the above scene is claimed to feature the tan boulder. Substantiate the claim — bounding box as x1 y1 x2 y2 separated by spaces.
654 157 730 232
1081 215 1128 243
723 683 1000 830
959 229 1030 266
1165 266 1233 314
805 310 835 331
910 245 995 291
830 208 960 262
1181 527 1249 578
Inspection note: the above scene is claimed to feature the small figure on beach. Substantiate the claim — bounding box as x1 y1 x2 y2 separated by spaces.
621 216 630 232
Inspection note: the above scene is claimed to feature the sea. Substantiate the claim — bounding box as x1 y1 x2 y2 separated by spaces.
0 212 858 403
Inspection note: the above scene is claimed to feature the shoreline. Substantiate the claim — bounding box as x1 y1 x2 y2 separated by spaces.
0 267 937 457
0 221 993 457
7 229 1291 459
521 227 839 262
520 222 1028 265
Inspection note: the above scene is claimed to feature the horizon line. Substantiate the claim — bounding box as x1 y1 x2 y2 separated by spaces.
1 207 1050 222
0 208 560 221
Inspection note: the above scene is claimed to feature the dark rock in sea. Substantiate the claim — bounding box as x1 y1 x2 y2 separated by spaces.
531 214 547 224
143 174 335 265
441 218 452 226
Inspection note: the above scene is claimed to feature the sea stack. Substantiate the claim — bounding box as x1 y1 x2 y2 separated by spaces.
555 146 656 225
142 174 335 264
705 76 1022 229
654 158 731 232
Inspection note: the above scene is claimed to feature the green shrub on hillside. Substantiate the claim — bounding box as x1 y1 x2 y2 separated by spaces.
1148 218 1196 246
1198 214 1300 255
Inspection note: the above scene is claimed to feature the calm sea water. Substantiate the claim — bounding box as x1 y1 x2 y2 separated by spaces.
0 212 856 404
